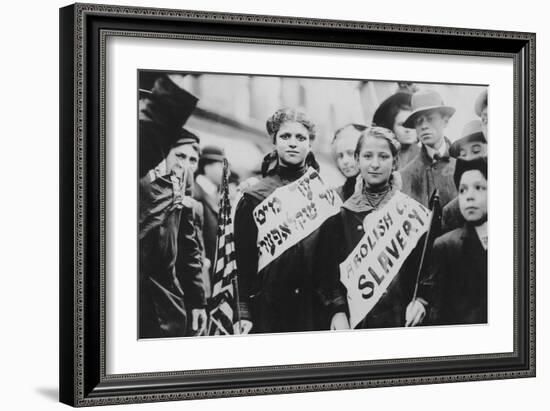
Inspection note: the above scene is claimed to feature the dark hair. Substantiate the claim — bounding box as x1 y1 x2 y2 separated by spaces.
372 92 412 131
355 126 401 159
266 107 316 143
453 157 488 188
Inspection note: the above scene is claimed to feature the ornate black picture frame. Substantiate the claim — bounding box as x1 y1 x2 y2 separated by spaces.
59 3 535 407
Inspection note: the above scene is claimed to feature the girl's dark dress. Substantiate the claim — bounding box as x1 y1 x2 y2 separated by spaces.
317 185 430 329
234 154 328 333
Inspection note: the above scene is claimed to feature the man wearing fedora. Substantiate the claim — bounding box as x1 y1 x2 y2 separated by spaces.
441 119 487 233
400 89 458 210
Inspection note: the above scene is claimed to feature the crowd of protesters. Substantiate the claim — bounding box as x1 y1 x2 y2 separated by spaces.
138 72 488 338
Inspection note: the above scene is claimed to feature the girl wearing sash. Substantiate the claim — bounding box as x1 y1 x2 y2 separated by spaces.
317 127 430 330
234 108 332 334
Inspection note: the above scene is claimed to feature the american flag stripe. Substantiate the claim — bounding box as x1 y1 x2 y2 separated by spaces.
208 158 240 335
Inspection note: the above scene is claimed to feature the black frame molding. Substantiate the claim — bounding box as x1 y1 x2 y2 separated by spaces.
59 3 536 407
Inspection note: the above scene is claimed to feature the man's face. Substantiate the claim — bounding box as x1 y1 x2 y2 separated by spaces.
165 144 199 179
334 127 361 178
414 110 448 149
275 121 312 167
458 169 488 224
457 141 487 161
204 161 224 187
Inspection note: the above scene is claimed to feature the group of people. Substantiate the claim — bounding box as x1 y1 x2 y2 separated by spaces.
138 73 489 338
139 75 240 338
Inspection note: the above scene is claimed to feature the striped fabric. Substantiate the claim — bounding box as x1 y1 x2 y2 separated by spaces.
208 159 239 335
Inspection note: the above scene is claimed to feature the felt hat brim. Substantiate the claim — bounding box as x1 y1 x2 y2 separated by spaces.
403 105 456 129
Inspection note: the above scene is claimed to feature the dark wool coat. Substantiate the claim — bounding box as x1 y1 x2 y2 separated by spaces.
335 176 357 202
397 143 421 170
441 197 464 234
234 164 327 334
316 187 429 329
139 175 206 338
427 225 488 325
400 140 457 209
193 180 219 282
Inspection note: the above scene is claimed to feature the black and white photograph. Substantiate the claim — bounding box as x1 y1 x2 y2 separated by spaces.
138 71 489 339
53 1 538 408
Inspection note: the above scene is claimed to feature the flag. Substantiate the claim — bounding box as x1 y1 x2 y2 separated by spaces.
208 159 240 335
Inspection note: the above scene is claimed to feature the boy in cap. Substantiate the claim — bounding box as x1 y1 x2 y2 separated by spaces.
400 89 458 209
425 158 488 325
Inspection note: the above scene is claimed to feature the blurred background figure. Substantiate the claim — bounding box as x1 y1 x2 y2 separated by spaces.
397 82 419 94
228 170 241 209
449 120 487 161
372 92 419 169
194 145 225 284
475 89 488 138
331 123 367 201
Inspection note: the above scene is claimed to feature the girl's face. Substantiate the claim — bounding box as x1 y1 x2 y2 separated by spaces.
393 109 417 145
334 128 361 178
357 136 396 188
275 121 312 167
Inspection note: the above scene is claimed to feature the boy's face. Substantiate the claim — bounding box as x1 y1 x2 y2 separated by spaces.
414 110 448 148
458 169 488 224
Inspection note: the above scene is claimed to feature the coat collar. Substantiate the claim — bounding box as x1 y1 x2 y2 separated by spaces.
419 137 453 164
342 183 398 213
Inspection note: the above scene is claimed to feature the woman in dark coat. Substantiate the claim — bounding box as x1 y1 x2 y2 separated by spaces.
317 127 431 330
233 108 332 334
372 92 420 169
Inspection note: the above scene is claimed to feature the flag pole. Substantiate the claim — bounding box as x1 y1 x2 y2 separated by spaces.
232 276 242 335
209 158 243 335
412 189 440 301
